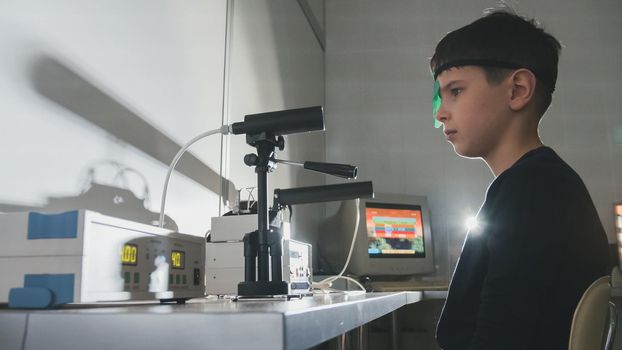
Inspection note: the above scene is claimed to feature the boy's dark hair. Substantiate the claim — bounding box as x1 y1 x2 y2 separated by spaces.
430 10 562 118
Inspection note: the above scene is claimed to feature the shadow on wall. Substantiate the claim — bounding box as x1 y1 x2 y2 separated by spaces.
0 159 178 231
11 55 239 215
1 55 238 226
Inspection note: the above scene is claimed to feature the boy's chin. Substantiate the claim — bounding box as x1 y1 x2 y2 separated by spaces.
452 144 482 159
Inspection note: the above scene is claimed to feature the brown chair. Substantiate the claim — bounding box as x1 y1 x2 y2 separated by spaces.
568 270 618 350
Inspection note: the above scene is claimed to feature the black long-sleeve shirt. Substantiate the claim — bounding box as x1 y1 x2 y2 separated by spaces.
436 146 609 350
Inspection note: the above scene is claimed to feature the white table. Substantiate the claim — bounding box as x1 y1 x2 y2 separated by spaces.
0 292 423 350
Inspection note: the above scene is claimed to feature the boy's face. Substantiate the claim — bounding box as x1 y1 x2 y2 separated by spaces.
435 66 512 159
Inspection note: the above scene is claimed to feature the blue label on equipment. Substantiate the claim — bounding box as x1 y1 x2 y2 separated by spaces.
8 274 75 308
8 287 53 309
25 274 75 305
28 211 79 239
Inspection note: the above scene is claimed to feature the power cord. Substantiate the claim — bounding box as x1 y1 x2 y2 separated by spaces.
158 125 231 228
312 198 366 293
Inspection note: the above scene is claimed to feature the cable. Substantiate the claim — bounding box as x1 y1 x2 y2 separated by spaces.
158 125 231 228
312 198 365 293
313 276 366 294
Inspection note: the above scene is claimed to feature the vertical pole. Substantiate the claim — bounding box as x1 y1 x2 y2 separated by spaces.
243 233 256 282
390 311 398 350
270 230 282 282
256 168 269 281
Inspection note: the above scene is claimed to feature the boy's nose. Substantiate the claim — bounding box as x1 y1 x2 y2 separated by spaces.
436 104 448 124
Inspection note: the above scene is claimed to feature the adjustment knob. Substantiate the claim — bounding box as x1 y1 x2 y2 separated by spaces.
244 153 259 166
277 136 285 151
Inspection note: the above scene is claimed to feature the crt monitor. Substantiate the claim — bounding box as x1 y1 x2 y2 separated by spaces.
318 193 434 276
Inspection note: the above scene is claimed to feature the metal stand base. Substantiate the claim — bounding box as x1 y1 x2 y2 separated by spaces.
159 298 189 305
238 280 289 297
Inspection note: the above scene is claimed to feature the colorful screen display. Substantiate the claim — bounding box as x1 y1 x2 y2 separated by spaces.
121 243 138 266
366 202 426 258
171 250 185 269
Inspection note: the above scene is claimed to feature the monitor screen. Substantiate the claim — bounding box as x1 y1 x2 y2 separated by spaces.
366 202 425 258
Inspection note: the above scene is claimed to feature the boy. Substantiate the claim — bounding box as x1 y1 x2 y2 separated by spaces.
430 10 610 349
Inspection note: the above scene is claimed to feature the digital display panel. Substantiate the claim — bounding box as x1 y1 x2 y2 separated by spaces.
171 250 185 269
121 243 138 266
366 202 426 258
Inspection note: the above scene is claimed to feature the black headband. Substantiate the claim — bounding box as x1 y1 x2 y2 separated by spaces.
433 59 555 92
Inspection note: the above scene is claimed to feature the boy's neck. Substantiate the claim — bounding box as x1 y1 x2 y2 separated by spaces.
483 133 543 177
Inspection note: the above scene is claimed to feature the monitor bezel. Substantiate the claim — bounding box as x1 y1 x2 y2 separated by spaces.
349 192 435 276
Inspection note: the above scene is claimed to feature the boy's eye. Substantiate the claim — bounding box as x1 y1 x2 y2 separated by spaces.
451 88 463 96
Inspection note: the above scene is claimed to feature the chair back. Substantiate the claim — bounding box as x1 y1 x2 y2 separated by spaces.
568 276 613 350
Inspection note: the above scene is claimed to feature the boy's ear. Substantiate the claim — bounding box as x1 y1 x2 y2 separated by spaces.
508 69 537 111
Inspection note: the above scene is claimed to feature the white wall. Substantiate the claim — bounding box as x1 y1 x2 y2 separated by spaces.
224 0 326 245
0 0 325 238
325 0 622 277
